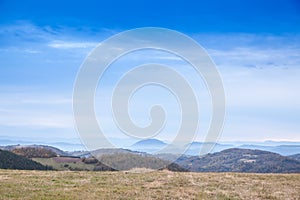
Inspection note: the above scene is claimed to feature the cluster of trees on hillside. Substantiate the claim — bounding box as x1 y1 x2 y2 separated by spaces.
0 150 53 170
12 147 57 158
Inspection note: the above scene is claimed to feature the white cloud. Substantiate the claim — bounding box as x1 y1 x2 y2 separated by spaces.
48 41 98 49
0 21 103 51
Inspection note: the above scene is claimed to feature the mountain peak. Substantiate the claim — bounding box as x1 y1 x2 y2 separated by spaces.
132 139 167 146
130 139 168 153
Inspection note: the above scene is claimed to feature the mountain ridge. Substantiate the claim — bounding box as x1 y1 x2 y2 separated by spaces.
1 144 300 173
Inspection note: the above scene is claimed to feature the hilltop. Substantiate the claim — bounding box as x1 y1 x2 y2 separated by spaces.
130 139 168 153
132 139 167 146
11 147 57 158
0 144 68 156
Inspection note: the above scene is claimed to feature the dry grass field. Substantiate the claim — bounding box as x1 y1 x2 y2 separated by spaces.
0 169 299 200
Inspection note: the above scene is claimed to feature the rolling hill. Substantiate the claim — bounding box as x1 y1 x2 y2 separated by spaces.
175 148 300 173
1 144 300 173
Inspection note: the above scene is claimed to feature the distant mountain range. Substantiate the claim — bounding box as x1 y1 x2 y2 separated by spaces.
237 144 300 156
128 139 300 156
1 137 300 156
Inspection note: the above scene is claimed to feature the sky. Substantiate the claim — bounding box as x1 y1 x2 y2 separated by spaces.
0 0 300 147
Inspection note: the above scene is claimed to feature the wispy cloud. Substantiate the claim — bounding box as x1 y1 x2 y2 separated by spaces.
208 47 300 69
19 98 72 105
1 23 300 142
192 33 300 70
0 21 104 50
48 40 97 49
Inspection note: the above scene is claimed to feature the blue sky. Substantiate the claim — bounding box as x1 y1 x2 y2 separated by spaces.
0 0 300 146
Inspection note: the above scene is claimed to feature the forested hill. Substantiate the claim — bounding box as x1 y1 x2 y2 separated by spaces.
0 149 51 170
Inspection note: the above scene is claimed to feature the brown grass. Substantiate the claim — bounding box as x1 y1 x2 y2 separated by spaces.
0 169 299 200
52 157 81 163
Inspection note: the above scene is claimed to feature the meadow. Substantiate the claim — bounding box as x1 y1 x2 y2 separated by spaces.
0 169 299 200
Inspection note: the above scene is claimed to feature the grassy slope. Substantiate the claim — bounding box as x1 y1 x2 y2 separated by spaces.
0 170 299 200
32 158 95 171
32 155 187 172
